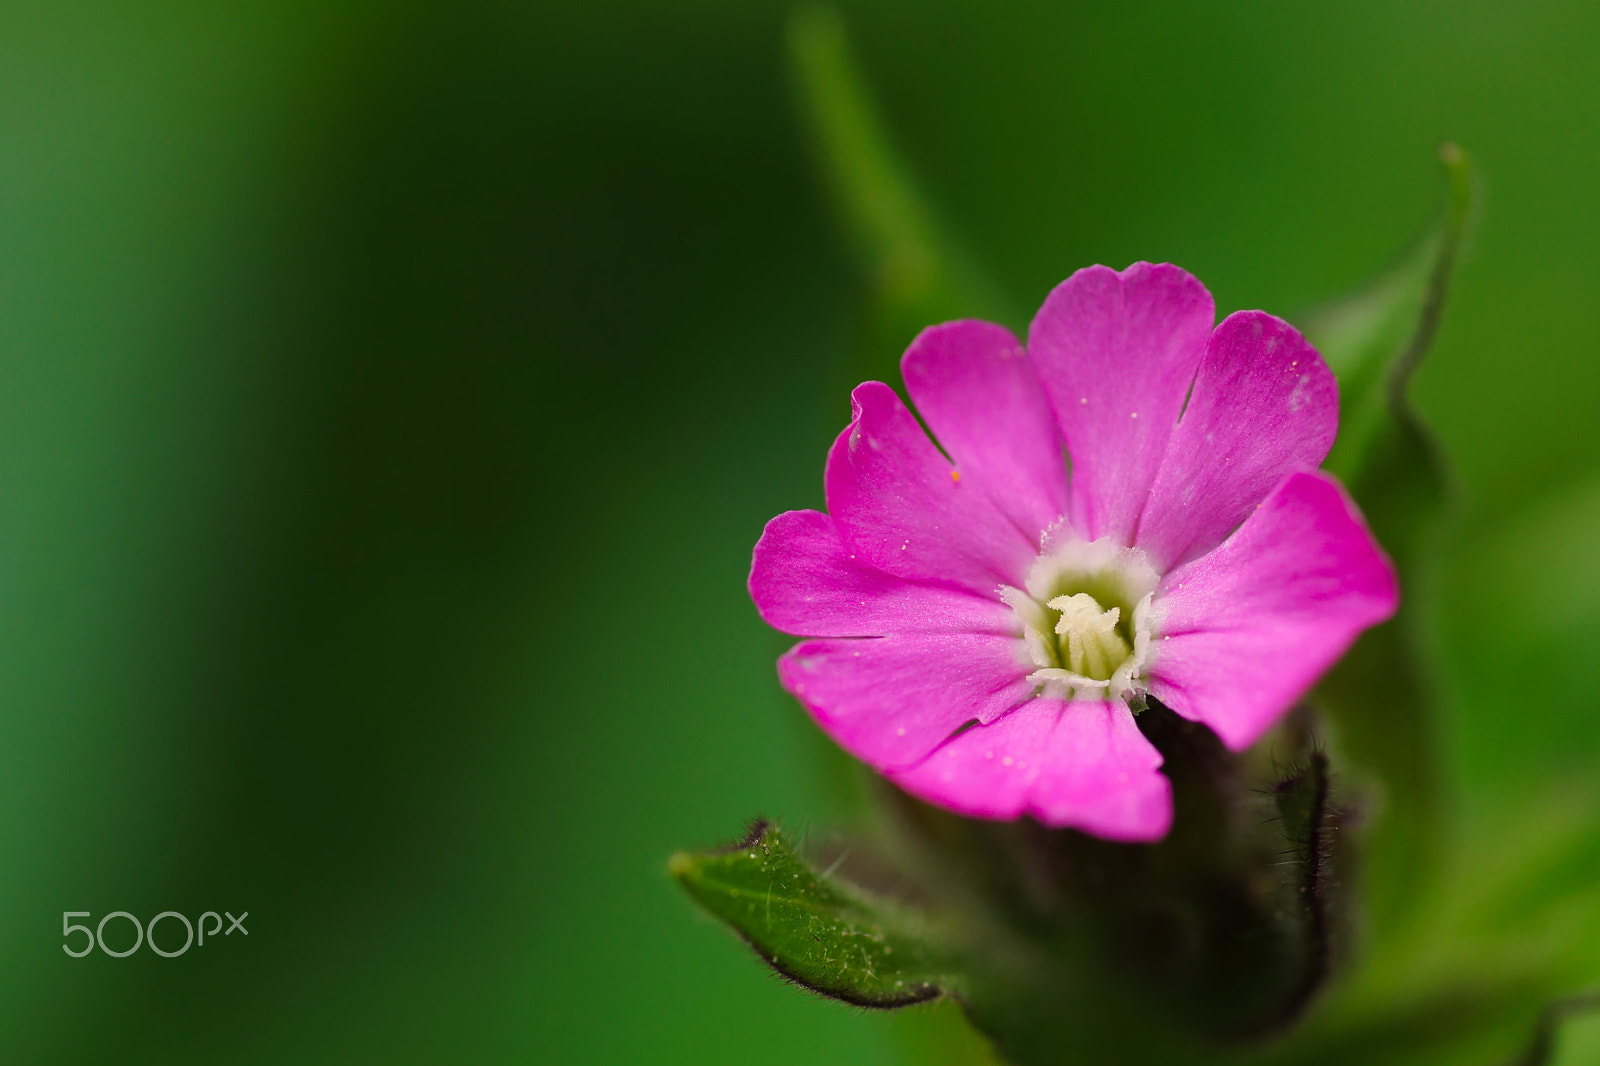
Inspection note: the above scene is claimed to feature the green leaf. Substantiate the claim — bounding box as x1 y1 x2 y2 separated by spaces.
1299 144 1476 940
786 4 1018 386
669 820 964 1008
1312 143 1474 486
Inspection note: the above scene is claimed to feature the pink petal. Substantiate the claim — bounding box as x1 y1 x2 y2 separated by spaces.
1028 263 1215 545
889 699 1173 842
901 320 1069 539
750 509 1017 637
1148 470 1399 751
779 634 1035 771
1135 311 1339 571
825 382 1038 595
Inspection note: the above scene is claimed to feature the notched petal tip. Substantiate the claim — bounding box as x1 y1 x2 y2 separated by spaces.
1134 309 1341 570
824 376 1037 593
1029 261 1217 545
900 319 1070 538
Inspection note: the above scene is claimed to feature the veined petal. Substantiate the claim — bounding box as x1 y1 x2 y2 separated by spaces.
1136 311 1339 571
1148 469 1398 751
750 509 1017 637
889 699 1172 842
779 633 1035 770
1028 263 1215 545
825 382 1038 594
901 320 1069 539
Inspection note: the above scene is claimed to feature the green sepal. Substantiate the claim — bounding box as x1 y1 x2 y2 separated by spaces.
669 820 963 1008
1266 748 1339 1025
863 706 1352 1062
1299 144 1476 939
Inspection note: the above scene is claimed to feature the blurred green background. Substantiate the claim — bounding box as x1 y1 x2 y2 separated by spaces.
3 0 1600 1062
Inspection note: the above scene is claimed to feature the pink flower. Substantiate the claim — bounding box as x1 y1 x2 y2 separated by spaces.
750 263 1398 842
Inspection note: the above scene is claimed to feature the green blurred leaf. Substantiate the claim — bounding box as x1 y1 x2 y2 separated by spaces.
1313 143 1475 486
1300 144 1476 940
670 821 964 1008
786 3 1019 385
1449 470 1600 778
1511 992 1600 1066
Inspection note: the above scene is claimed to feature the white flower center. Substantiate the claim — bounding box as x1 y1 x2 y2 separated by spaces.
1049 593 1129 680
1001 534 1160 704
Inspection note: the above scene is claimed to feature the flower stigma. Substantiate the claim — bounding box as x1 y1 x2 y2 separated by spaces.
1000 533 1160 705
1050 593 1128 679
